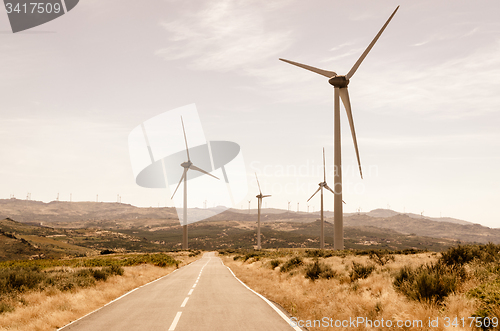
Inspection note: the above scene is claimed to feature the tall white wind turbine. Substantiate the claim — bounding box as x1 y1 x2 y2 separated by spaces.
280 6 399 250
307 148 336 249
255 173 271 250
171 117 219 249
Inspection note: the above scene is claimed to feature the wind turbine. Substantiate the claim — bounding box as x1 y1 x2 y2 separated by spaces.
307 148 336 249
255 173 271 250
171 117 219 249
280 6 399 250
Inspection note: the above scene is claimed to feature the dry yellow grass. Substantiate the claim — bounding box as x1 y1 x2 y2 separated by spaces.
0 253 201 331
224 253 482 331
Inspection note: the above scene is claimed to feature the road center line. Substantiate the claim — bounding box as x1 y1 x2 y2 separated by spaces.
192 284 196 288
168 312 182 331
188 289 193 295
180 297 189 308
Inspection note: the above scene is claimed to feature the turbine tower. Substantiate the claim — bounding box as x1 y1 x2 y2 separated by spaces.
255 173 271 250
280 6 399 250
171 117 219 249
307 148 335 249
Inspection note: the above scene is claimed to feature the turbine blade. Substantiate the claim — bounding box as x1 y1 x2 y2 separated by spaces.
339 88 363 179
324 184 335 195
307 186 321 202
263 195 272 198
181 116 190 161
324 184 345 204
279 58 336 78
190 165 219 180
255 173 262 195
323 147 326 183
171 168 187 199
346 6 399 79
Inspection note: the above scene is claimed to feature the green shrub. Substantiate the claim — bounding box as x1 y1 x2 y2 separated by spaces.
305 260 336 281
368 250 395 266
440 244 500 267
350 262 375 281
468 278 500 328
0 302 14 315
91 269 108 281
440 245 480 266
281 256 303 273
0 266 45 293
188 250 201 257
269 259 281 269
394 263 463 303
107 265 124 276
243 252 260 262
305 249 334 258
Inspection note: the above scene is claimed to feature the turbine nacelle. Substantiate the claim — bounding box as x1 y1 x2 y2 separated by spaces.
328 75 349 88
181 161 193 169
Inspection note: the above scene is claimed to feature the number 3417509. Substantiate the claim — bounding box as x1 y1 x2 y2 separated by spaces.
5 2 62 14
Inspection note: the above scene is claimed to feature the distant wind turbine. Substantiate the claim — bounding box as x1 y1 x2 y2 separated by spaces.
255 173 271 250
280 6 399 250
171 117 219 249
307 148 337 249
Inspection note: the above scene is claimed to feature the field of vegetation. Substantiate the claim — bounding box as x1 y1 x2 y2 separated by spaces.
0 250 201 331
221 245 500 330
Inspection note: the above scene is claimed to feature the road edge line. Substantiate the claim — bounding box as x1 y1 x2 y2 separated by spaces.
57 258 199 330
223 261 305 331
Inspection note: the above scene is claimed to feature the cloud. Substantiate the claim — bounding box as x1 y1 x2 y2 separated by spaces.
155 0 294 72
352 40 500 120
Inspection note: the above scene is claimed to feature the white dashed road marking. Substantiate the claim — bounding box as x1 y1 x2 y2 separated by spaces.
168 312 182 331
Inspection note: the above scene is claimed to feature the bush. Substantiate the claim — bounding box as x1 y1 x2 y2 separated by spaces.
243 252 260 262
440 244 500 267
350 262 375 281
440 245 480 267
188 250 201 257
0 302 14 314
305 260 336 281
281 256 303 273
91 269 108 281
468 278 500 327
368 250 395 266
305 250 335 258
269 259 281 269
0 266 45 293
394 263 463 303
107 265 124 276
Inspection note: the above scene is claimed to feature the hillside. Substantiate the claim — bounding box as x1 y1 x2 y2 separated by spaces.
1 199 499 258
0 218 96 261
344 214 500 244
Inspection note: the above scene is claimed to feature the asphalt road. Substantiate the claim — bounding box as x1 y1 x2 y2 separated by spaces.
60 252 300 331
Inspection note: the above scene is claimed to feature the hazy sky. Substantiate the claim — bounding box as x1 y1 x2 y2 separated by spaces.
1 0 499 228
